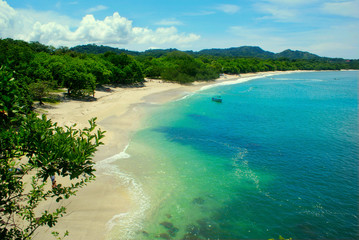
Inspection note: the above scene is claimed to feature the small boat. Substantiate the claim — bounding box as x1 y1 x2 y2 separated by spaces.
212 96 222 103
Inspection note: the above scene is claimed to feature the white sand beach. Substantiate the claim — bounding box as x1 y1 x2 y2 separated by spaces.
33 71 294 240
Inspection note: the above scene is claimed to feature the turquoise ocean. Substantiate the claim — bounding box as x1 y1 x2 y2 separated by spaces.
104 71 358 239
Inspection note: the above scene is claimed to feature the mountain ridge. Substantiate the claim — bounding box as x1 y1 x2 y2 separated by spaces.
70 44 349 60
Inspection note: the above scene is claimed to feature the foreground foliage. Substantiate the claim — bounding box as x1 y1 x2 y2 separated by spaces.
0 66 105 239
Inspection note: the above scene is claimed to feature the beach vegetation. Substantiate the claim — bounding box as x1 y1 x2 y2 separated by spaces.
142 51 219 83
102 52 144 84
0 39 145 100
28 81 52 105
0 65 105 239
1 38 359 94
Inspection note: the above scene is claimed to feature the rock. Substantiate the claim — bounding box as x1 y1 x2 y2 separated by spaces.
168 226 179 237
160 221 179 237
192 197 205 205
158 233 171 240
182 233 201 240
160 221 174 229
197 219 219 238
186 224 200 235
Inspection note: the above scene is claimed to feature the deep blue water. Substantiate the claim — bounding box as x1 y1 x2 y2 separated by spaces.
126 71 358 239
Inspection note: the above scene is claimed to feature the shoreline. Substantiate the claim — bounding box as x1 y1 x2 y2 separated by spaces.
34 70 313 239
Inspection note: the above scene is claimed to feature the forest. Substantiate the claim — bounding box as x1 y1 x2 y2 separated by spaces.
1 38 358 101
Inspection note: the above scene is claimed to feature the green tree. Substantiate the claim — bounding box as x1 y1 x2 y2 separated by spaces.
28 81 52 105
25 53 54 85
143 58 164 78
63 58 96 96
83 56 112 85
0 66 32 121
157 51 218 83
0 39 35 74
45 55 69 87
0 66 105 239
102 52 144 84
123 61 144 84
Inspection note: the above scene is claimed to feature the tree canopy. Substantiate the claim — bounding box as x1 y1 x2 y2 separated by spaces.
1 38 358 91
0 39 145 100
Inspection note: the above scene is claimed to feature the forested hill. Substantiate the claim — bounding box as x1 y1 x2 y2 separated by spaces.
70 45 183 58
195 46 275 58
275 49 320 60
71 44 140 56
71 44 346 60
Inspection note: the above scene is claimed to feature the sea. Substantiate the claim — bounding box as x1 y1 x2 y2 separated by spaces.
100 71 359 240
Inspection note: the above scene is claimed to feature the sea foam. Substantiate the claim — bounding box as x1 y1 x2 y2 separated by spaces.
96 144 150 240
199 73 279 91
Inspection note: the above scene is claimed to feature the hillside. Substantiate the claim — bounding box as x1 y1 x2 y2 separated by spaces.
70 44 350 60
196 46 275 58
275 49 321 59
70 44 140 56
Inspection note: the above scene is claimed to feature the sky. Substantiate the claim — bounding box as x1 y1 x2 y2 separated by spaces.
1 0 358 59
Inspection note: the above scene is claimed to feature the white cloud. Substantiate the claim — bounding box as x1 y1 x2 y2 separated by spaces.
133 26 200 45
261 0 316 6
0 1 200 48
255 3 300 22
0 1 16 30
216 4 240 14
184 10 215 16
228 25 288 50
321 0 359 18
306 23 359 58
308 42 355 58
17 8 78 28
254 0 326 22
256 0 359 22
74 13 134 44
86 5 108 13
155 18 183 26
228 22 359 59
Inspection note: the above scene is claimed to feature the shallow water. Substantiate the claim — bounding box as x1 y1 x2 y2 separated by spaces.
110 71 358 239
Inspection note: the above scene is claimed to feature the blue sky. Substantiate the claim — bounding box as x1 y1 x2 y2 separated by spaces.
1 0 358 58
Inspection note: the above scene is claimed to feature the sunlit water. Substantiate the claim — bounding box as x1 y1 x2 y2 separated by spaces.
106 71 358 239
